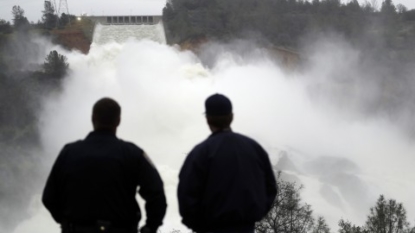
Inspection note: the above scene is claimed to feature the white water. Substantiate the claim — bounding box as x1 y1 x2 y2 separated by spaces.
13 25 415 233
93 23 166 45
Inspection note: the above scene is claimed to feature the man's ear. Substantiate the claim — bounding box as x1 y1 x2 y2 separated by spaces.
92 114 97 128
115 116 121 127
206 116 212 126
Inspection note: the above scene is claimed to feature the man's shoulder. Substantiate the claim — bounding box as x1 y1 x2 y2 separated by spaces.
195 131 261 150
209 131 259 145
62 139 83 149
231 131 255 140
118 139 144 153
186 136 214 159
234 132 262 146
63 138 144 154
225 132 266 152
189 139 207 153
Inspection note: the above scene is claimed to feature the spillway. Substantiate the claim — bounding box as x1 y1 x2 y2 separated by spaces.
92 22 166 45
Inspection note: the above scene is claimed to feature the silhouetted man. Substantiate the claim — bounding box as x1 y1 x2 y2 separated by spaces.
178 93 277 233
43 97 167 233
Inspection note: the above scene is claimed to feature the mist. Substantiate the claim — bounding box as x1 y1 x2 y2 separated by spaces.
0 24 413 233
0 29 71 233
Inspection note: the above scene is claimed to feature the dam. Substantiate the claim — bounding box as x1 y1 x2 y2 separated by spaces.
87 15 162 25
84 14 300 70
87 15 166 45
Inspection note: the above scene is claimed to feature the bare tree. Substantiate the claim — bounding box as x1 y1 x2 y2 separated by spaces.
396 4 407 14
256 172 314 233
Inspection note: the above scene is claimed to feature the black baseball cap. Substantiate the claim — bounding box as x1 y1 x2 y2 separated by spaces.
205 93 233 116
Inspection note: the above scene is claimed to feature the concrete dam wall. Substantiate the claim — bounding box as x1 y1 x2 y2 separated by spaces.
89 15 166 45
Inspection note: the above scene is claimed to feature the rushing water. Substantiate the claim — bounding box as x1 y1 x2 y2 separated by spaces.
92 23 166 45
12 23 415 233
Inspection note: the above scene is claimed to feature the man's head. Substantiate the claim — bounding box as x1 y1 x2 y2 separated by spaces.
92 97 121 131
205 94 233 131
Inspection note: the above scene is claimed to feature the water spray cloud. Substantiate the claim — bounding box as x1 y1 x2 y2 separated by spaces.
10 26 415 233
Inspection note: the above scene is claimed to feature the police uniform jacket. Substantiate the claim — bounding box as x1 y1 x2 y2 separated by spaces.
42 130 167 231
178 129 277 232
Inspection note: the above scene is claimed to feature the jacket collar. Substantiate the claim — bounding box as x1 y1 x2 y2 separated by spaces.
86 129 117 139
209 128 232 138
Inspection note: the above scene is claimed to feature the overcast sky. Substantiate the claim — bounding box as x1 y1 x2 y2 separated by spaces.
0 0 414 24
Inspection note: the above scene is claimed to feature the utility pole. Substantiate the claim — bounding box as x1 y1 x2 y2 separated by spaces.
57 0 70 16
56 0 70 27
52 0 57 14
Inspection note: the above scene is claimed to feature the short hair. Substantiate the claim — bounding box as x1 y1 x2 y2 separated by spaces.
92 97 121 128
207 114 233 129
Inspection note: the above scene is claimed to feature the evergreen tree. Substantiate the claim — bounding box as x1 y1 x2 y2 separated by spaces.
0 19 13 34
42 1 58 29
11 5 29 29
338 219 367 233
43 50 69 79
58 13 75 28
365 195 409 233
380 0 396 15
346 0 361 12
313 216 331 233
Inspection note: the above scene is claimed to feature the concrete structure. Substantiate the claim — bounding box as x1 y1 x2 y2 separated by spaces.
87 15 162 25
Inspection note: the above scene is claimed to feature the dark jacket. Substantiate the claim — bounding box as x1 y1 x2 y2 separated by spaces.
178 129 277 232
42 130 167 231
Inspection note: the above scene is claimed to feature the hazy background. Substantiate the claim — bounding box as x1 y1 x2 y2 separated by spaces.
0 0 414 22
5 25 415 232
1 0 415 232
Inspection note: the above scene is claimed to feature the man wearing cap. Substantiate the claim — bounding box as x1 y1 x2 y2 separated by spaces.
178 94 277 233
42 97 167 233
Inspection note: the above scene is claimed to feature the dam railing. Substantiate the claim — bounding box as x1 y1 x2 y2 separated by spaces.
87 16 162 25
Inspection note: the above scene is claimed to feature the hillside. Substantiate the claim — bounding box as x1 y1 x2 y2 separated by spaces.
51 17 95 54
